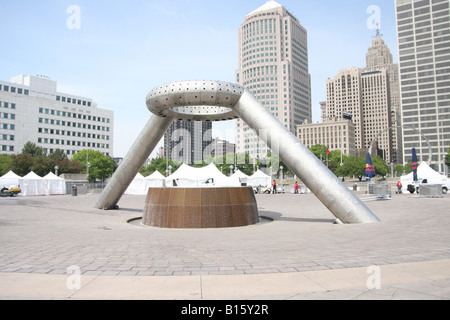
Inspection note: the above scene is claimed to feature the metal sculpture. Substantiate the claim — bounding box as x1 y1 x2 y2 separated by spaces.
95 81 380 224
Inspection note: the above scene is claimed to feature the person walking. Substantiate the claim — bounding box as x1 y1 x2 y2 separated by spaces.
294 182 299 194
272 180 277 194
397 181 402 194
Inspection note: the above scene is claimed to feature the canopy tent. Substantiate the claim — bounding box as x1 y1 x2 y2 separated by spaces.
125 171 167 195
248 169 271 187
125 173 147 195
19 171 45 196
230 169 249 186
231 169 249 179
0 171 21 189
400 162 450 191
145 170 165 187
166 164 240 187
43 172 67 195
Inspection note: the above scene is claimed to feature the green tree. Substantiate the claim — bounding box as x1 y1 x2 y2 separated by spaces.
372 155 389 178
394 164 405 177
30 155 52 177
140 158 180 177
22 142 44 157
339 155 366 180
0 154 13 176
72 150 115 182
9 153 34 176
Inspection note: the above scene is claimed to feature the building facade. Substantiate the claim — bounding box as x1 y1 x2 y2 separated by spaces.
164 120 212 165
297 119 356 156
324 33 401 163
364 35 403 164
395 0 450 172
212 138 236 158
235 0 312 160
0 75 114 157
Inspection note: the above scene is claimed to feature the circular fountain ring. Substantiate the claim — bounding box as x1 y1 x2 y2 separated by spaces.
146 80 245 122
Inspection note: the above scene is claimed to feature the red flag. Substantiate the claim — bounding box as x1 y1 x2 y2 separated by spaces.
326 148 332 155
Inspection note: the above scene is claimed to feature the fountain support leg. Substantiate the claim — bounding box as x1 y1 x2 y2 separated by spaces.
234 89 380 224
95 115 174 210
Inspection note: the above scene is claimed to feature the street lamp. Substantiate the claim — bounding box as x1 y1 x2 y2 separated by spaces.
168 165 172 176
54 165 59 176
230 165 234 175
280 166 284 192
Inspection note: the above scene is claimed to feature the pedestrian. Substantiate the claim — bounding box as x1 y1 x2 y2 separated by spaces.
272 180 277 194
294 181 299 194
397 181 402 194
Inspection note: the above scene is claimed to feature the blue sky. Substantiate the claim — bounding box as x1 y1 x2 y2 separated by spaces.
0 0 398 157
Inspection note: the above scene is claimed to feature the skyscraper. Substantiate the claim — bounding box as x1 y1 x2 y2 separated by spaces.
235 0 312 160
164 120 212 165
395 0 450 171
365 32 403 164
324 32 401 163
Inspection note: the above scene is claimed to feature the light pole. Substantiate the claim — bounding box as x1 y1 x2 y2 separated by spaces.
280 165 284 193
54 165 59 176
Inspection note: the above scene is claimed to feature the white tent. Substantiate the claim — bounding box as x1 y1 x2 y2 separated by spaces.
19 171 45 196
230 169 249 185
125 171 167 195
166 164 239 187
125 172 147 195
43 172 67 195
400 162 450 191
0 171 21 189
248 169 271 187
145 170 165 188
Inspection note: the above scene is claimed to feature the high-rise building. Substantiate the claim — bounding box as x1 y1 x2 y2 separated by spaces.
395 0 450 171
324 33 401 163
364 32 403 164
164 120 212 165
0 75 114 157
235 0 312 160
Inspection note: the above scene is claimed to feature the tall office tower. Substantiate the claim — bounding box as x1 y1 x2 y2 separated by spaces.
364 32 403 163
164 120 212 165
235 0 312 161
326 66 394 162
326 68 364 150
0 75 114 157
325 32 402 163
396 0 450 171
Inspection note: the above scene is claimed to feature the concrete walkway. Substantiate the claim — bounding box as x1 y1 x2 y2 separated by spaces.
1 189 450 300
1 259 450 300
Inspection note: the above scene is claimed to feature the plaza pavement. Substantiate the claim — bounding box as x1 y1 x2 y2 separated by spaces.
0 186 450 300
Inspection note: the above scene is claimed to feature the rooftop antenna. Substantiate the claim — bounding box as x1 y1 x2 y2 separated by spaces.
374 23 383 39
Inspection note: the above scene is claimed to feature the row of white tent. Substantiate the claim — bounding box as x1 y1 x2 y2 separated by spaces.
0 171 66 196
125 164 272 195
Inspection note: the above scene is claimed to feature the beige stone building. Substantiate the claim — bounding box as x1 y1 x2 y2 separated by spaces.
296 119 355 156
235 0 312 161
323 33 401 163
364 34 403 164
